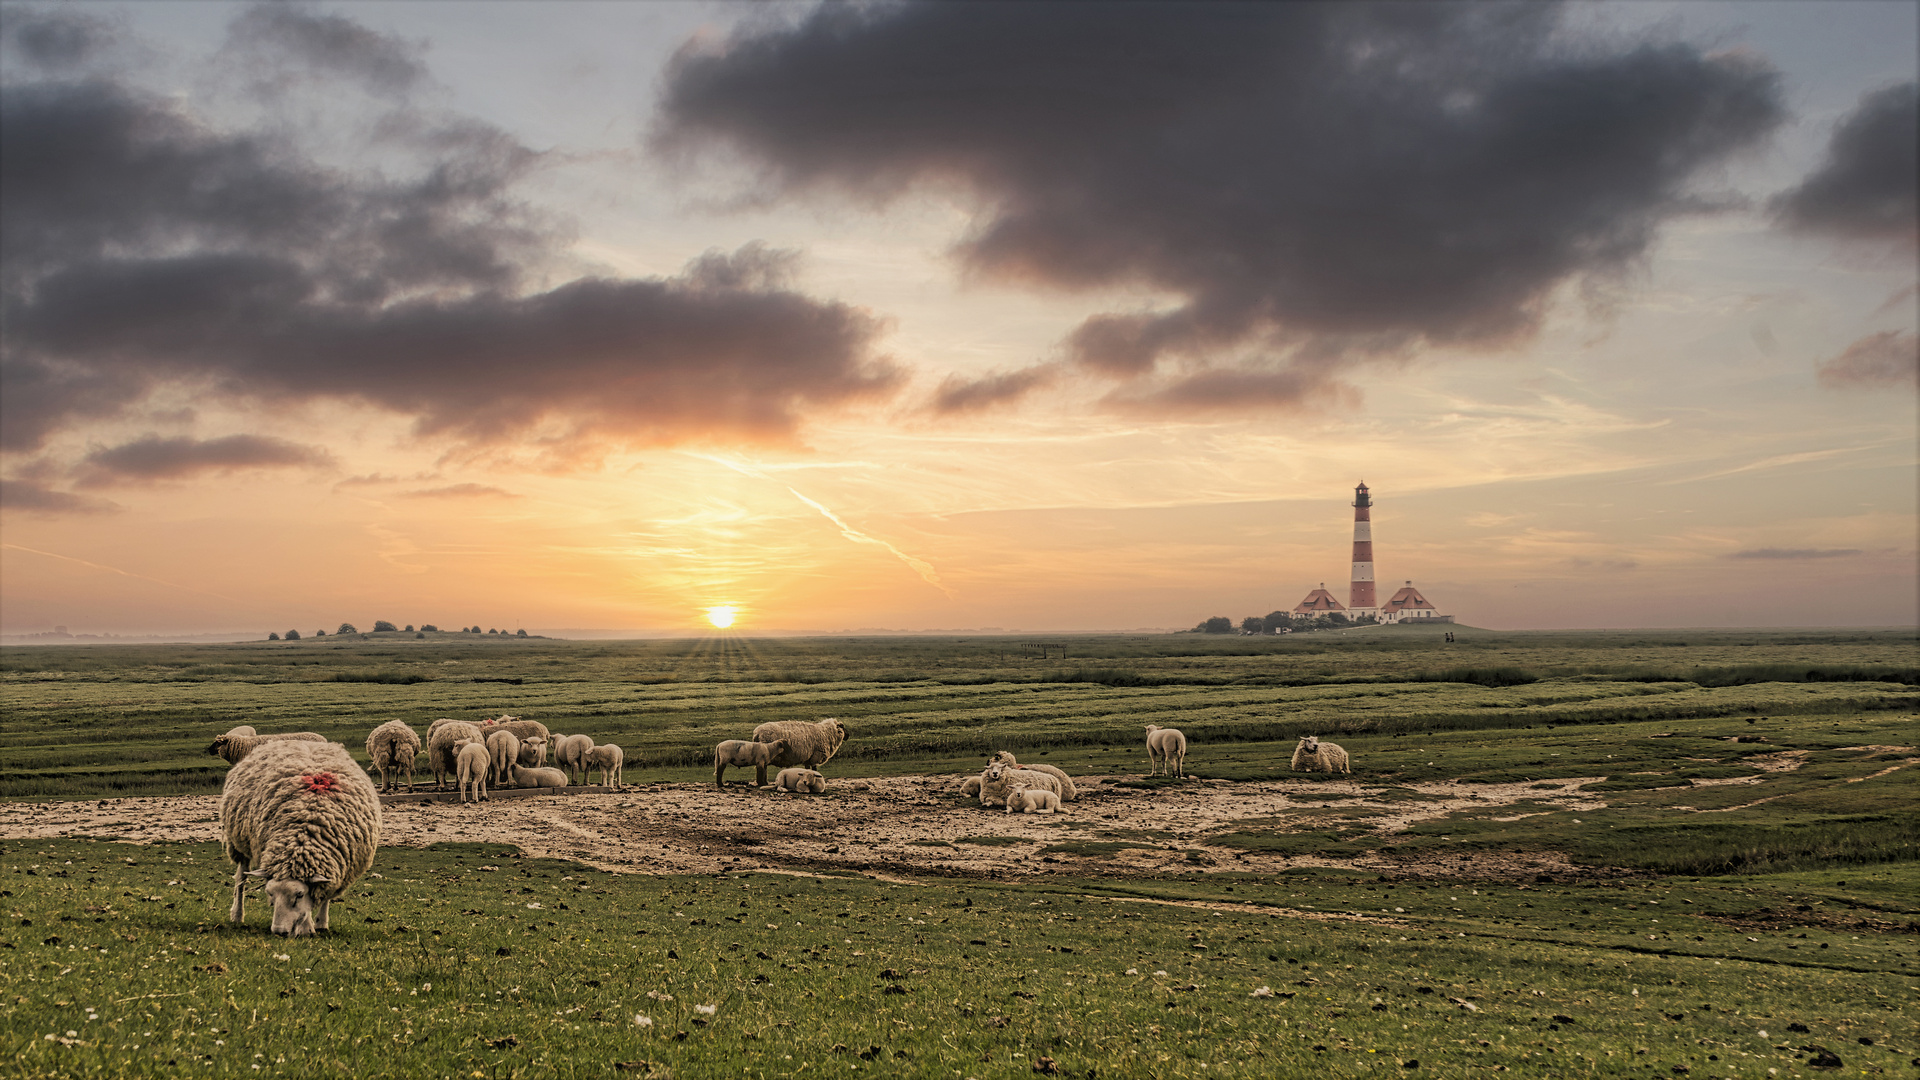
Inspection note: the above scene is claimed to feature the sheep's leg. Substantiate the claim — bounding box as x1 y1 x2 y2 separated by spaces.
755 763 769 787
229 862 245 923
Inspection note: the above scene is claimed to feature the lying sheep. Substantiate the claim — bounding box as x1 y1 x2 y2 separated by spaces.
208 731 327 766
1145 724 1188 778
427 720 486 790
224 725 257 738
775 767 826 794
486 729 521 787
713 739 791 788
750 718 847 787
586 744 624 789
989 751 1078 800
455 739 490 803
364 720 421 792
1291 735 1350 774
960 775 983 798
553 734 595 786
977 761 1064 808
220 739 380 937
1005 782 1061 815
508 762 569 789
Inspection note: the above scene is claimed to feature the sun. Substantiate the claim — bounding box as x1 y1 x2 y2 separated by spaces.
704 605 738 629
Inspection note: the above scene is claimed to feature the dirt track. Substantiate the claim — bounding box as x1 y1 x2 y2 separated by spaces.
0 773 1609 883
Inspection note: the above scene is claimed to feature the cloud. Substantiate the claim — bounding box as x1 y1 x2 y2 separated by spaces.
0 11 898 458
0 478 118 514
1815 330 1919 389
1774 82 1918 246
1724 548 1863 560
401 483 519 499
930 364 1059 414
222 4 430 98
76 434 334 485
656 2 1783 413
0 7 118 71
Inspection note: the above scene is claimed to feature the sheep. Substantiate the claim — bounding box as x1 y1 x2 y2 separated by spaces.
507 762 569 789
989 751 1078 801
1004 782 1061 815
516 736 548 769
977 761 1064 808
220 739 380 937
364 720 421 793
586 744 624 789
775 767 826 794
713 739 791 788
224 725 257 738
1145 724 1188 778
208 731 326 766
553 734 595 786
486 729 521 787
749 718 848 787
455 739 490 803
427 720 486 790
960 775 983 798
1291 735 1350 774
479 714 551 746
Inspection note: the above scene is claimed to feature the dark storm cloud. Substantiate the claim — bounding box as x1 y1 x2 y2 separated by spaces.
1774 82 1919 245
657 1 1785 412
0 9 897 461
0 478 118 515
1725 548 1863 560
77 435 334 485
1815 330 1919 389
0 7 117 70
223 4 429 97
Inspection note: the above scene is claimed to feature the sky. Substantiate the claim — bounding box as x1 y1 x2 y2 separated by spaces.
0 0 1914 637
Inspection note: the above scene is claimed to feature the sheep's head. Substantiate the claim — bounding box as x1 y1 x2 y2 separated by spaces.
1298 736 1319 753
768 739 792 756
990 750 1017 766
206 735 232 757
1145 724 1161 733
253 872 330 937
984 762 1007 781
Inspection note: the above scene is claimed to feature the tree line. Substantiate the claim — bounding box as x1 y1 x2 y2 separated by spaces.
266 624 531 640
1191 611 1377 634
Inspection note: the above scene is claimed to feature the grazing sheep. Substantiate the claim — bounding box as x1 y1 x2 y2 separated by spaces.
586 744 625 788
553 734 596 786
426 720 486 790
977 761 1064 808
713 739 792 788
479 715 551 746
1004 782 1061 815
455 739 490 803
364 720 421 793
485 729 521 787
224 725 257 738
207 731 326 766
1291 735 1350 774
775 767 826 794
749 718 848 786
989 751 1078 801
1145 724 1188 778
220 739 380 937
508 762 569 789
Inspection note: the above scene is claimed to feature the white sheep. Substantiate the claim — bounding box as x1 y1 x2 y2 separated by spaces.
486 729 521 787
775 767 826 794
455 739 490 803
1291 735 1350 774
426 719 486 790
224 725 257 738
1004 782 1061 814
364 720 421 792
508 762 569 789
553 734 595 786
479 715 551 746
977 761 1064 808
959 775 983 798
1145 724 1188 778
989 751 1078 800
586 744 624 789
220 739 380 937
208 731 326 766
749 718 847 787
713 739 791 788
516 736 548 769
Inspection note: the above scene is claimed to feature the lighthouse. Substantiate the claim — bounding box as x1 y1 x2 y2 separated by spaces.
1348 482 1379 620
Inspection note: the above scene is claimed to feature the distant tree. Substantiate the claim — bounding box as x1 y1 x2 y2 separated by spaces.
1240 616 1265 634
404 624 414 632
1327 612 1349 626
337 623 358 635
1353 613 1377 625
1265 610 1292 630
372 620 398 633
315 628 327 637
415 632 426 639
516 629 528 638
488 628 498 634
1195 616 1233 634
267 632 280 641
284 629 300 640
420 624 438 632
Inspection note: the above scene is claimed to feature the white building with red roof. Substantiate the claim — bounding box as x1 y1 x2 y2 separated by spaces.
1379 580 1451 623
1292 583 1347 617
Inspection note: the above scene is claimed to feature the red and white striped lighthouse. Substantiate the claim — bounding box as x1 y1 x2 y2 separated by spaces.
1348 482 1378 619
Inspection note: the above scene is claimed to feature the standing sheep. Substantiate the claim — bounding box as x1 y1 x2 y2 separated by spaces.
714 739 791 788
1145 724 1188 778
977 761 1064 808
586 744 625 789
208 731 327 766
220 740 380 937
749 718 848 787
456 739 490 803
1291 735 1350 774
775 767 826 794
989 751 1078 800
485 729 522 787
364 720 422 793
554 734 595 786
479 715 551 746
1004 782 1061 814
427 720 486 790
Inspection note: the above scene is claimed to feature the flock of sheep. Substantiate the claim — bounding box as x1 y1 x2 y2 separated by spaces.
204 716 1353 937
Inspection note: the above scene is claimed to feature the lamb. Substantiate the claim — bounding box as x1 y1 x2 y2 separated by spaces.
960 775 983 798
553 734 596 786
455 739 490 803
516 737 548 769
427 720 486 790
479 714 551 746
989 751 1078 801
749 718 848 787
220 739 380 937
775 767 826 794
224 725 257 738
977 761 1064 808
508 762 569 789
208 731 326 766
486 729 521 787
364 720 422 792
1004 782 1061 815
714 739 791 788
1145 724 1188 778
1291 735 1350 774
586 744 625 789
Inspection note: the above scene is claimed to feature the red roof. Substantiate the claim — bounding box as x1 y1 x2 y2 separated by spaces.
1293 587 1347 614
1382 582 1437 613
